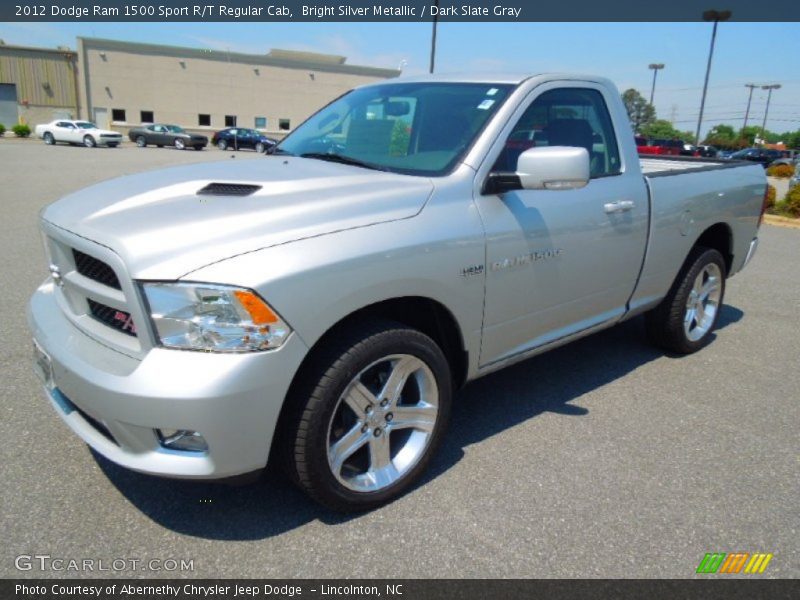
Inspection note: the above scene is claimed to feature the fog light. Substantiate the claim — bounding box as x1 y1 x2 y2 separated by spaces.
156 429 208 453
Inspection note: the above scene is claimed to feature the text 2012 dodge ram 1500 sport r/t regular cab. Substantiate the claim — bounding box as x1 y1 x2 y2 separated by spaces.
29 74 767 511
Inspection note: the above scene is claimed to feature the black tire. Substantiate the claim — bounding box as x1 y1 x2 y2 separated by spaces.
43 132 55 145
136 136 147 148
83 135 96 148
281 319 452 512
174 138 186 150
645 246 727 354
217 139 228 150
255 142 265 153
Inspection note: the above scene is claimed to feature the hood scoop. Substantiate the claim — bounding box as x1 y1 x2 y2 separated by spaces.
197 182 262 196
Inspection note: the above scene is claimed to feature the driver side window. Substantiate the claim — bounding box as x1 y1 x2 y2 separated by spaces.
493 88 621 179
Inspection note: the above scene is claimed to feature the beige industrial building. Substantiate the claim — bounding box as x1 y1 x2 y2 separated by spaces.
0 37 400 137
0 43 79 129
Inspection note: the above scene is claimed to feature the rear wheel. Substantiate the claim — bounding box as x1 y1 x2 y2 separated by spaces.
282 320 452 512
43 132 55 145
135 136 147 148
645 246 726 354
174 138 186 150
217 139 228 150
83 135 96 148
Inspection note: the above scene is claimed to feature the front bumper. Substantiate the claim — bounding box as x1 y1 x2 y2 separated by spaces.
28 280 308 479
98 136 123 146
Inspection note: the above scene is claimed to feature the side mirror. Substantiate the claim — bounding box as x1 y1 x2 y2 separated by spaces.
517 146 590 190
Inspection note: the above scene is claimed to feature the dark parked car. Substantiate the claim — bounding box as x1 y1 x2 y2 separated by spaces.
696 145 718 158
211 128 277 152
128 124 207 150
727 147 782 168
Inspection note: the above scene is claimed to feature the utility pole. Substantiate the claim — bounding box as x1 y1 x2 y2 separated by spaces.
695 9 731 145
760 84 781 144
648 63 664 106
742 83 757 131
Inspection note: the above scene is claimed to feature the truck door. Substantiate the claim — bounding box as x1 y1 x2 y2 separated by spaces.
476 83 649 367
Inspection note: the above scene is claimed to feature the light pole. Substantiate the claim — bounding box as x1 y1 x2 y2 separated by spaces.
429 0 439 74
695 9 732 145
648 63 664 106
742 83 758 132
760 84 781 143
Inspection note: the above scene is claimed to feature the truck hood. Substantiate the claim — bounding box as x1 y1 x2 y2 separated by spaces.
43 157 434 279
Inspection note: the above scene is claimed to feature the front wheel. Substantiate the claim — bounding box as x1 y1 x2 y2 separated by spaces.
217 139 228 150
255 142 265 153
135 136 147 148
283 320 452 512
645 246 726 354
83 135 96 148
174 138 186 150
43 132 55 145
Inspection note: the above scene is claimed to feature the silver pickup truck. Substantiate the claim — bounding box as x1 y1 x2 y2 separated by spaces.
29 74 767 511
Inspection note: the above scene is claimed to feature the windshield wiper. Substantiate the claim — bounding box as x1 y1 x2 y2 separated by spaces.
267 146 294 155
299 152 385 171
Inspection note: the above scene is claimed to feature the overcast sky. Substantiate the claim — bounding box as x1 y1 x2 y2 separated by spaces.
1 21 797 137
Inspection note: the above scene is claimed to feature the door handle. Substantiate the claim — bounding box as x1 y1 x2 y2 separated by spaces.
604 200 635 214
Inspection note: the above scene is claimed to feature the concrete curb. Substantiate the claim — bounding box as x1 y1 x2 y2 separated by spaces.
764 214 800 229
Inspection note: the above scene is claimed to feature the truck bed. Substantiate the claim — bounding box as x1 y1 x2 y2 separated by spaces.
639 156 747 177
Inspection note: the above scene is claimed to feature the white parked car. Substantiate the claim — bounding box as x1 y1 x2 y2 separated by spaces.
34 120 123 148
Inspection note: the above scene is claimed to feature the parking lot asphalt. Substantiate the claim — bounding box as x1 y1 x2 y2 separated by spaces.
1 141 798 579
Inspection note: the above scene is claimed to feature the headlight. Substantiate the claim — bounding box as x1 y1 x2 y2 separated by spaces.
141 282 291 352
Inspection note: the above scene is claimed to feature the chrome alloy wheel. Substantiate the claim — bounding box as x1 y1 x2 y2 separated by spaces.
684 263 722 342
326 354 439 493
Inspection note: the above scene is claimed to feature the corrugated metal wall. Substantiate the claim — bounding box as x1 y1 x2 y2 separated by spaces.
0 47 77 107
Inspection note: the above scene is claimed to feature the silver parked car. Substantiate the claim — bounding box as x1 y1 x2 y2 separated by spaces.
28 73 767 511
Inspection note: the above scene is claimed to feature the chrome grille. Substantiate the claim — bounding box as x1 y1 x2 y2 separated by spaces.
42 227 148 356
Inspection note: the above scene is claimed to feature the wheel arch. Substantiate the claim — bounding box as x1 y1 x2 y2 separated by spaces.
269 295 467 469
692 222 733 276
301 296 468 392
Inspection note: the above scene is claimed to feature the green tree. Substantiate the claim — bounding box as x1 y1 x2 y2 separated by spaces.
740 126 761 146
621 89 656 132
784 130 800 150
640 119 685 141
389 119 410 156
705 124 737 146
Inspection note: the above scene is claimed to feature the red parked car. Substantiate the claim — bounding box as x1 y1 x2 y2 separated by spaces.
635 136 684 156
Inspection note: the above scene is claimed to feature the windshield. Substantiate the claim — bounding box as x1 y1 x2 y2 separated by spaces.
166 125 185 133
277 82 514 175
76 122 97 129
